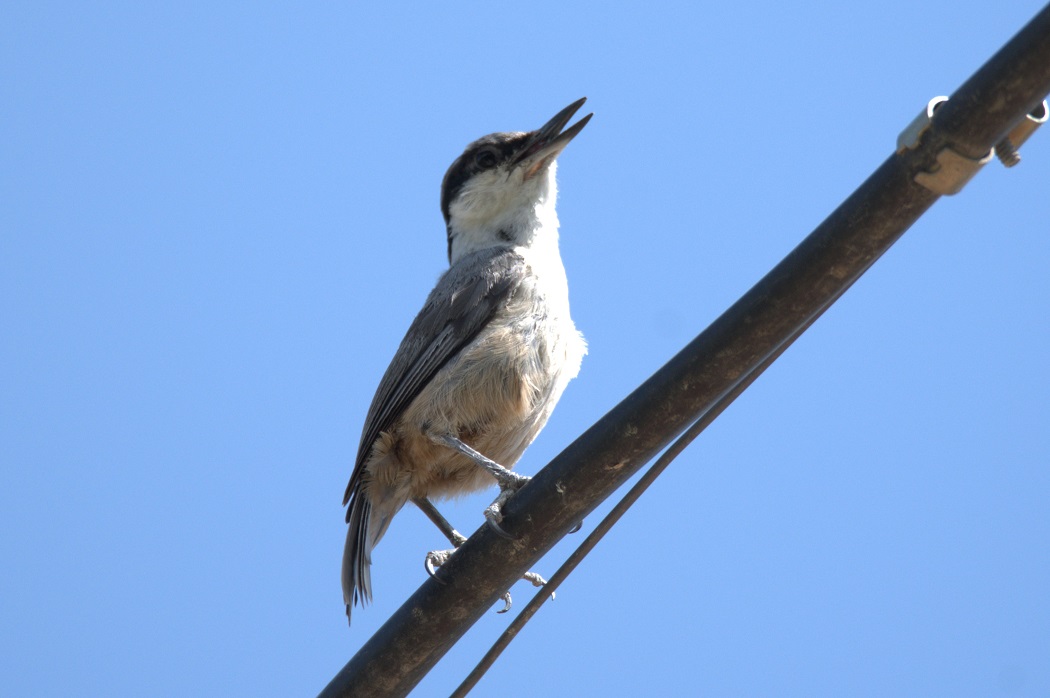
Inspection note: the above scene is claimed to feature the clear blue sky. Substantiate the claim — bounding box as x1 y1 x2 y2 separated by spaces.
3 2 1049 696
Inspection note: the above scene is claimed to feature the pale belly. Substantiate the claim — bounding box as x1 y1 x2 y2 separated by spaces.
365 308 584 504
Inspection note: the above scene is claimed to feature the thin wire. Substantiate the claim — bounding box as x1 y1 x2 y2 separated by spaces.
448 411 713 697
450 316 821 698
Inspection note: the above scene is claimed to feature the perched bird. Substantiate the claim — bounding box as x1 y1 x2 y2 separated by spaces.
342 98 591 624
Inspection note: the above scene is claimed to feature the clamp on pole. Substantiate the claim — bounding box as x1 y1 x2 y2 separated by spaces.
994 99 1049 167
897 96 993 195
897 96 1048 195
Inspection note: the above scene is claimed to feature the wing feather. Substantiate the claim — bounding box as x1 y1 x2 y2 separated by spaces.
342 248 528 507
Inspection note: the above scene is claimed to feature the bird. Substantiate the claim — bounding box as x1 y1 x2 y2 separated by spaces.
341 98 591 624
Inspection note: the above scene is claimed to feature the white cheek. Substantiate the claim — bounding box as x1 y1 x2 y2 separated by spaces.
452 172 502 222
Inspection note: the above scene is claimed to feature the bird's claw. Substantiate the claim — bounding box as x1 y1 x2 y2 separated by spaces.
494 576 554 613
522 570 546 588
494 572 553 614
522 571 555 600
485 505 516 539
424 549 454 584
426 548 553 610
483 474 531 539
421 473 553 614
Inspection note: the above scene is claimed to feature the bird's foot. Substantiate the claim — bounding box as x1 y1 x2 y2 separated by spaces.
497 572 554 612
423 545 553 612
484 472 531 539
424 548 455 583
426 433 533 538
522 570 550 590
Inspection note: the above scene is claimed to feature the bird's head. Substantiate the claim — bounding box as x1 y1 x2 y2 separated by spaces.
440 98 592 263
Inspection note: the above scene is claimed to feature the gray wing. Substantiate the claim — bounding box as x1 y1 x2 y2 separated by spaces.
343 247 529 507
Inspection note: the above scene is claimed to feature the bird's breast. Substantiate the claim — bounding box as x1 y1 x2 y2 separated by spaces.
379 257 585 501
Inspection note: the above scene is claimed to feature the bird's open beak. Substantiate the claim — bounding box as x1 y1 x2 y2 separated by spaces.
515 97 593 179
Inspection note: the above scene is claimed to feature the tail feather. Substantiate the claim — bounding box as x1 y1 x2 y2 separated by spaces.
342 487 372 625
341 482 401 625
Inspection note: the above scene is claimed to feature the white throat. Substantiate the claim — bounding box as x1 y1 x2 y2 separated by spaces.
447 163 562 265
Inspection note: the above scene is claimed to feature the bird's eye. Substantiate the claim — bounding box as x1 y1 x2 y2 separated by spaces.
474 149 498 169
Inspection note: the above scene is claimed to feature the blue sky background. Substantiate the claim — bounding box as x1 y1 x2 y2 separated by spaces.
3 2 1049 696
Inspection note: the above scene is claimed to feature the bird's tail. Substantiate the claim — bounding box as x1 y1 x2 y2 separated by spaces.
341 479 400 626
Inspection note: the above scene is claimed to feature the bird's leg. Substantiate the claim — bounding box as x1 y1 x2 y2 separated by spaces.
412 496 552 613
414 497 468 580
427 432 530 539
414 495 467 547
428 433 529 491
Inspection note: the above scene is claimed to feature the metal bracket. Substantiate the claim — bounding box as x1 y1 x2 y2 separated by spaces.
897 96 994 196
914 147 994 195
897 96 949 152
994 99 1049 167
